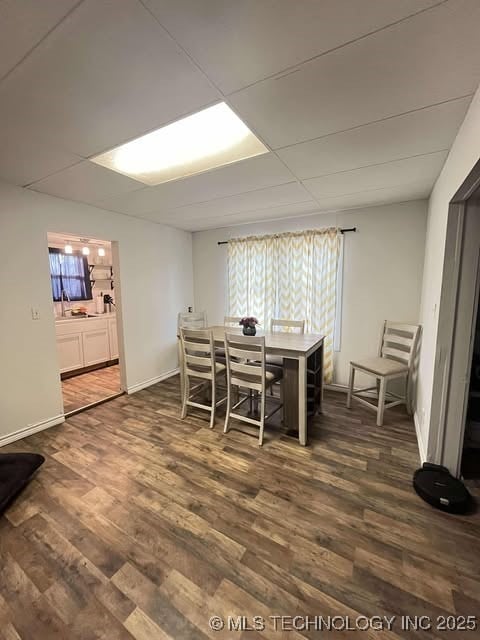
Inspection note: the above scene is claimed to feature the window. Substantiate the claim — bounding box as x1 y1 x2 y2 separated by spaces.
49 248 92 301
227 228 340 383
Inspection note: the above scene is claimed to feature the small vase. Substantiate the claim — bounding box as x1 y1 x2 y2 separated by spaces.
243 324 256 336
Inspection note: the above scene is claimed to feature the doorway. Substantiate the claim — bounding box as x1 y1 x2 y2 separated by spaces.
47 232 124 415
462 301 480 483
431 159 480 478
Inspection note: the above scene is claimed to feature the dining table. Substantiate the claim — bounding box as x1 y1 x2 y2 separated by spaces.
178 325 325 445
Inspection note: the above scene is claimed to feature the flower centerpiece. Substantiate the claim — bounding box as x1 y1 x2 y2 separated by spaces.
239 316 259 336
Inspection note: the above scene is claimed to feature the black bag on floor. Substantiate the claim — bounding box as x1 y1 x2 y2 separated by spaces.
413 462 473 514
0 453 44 515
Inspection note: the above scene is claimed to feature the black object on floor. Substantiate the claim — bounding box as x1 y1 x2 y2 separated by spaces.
0 453 45 515
413 462 473 514
462 447 480 479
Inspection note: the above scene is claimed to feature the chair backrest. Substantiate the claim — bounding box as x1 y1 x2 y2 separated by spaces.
178 311 207 331
180 328 215 379
225 333 266 392
224 316 243 326
379 321 421 370
270 318 305 334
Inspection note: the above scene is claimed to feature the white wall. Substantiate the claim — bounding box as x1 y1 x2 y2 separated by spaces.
0 181 193 442
192 200 427 387
417 85 480 464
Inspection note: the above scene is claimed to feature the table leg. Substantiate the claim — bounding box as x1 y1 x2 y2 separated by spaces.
298 354 307 446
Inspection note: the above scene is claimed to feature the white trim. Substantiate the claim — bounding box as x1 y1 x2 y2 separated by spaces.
126 368 179 394
325 382 378 398
414 411 427 464
0 414 65 448
325 383 348 393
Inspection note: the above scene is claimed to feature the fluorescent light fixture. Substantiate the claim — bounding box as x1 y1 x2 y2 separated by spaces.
98 247 106 257
64 244 73 254
82 246 90 256
90 102 268 186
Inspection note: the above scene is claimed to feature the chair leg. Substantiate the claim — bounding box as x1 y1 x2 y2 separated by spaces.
280 379 284 423
223 380 232 434
181 375 189 419
254 390 259 416
377 377 386 426
209 378 216 429
347 365 355 408
259 389 266 446
405 374 412 415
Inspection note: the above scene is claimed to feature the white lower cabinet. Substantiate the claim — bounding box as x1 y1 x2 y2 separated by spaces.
57 333 84 373
108 318 119 359
82 328 110 366
55 315 118 373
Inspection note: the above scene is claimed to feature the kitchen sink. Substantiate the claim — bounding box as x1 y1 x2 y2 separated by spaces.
56 314 95 321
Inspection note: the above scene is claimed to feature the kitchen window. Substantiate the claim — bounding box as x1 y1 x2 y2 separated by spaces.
49 248 92 301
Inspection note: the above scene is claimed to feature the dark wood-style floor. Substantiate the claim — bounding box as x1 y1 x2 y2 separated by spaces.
1 376 479 640
62 364 122 414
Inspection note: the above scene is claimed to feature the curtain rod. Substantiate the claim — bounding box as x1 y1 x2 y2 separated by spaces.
217 227 356 245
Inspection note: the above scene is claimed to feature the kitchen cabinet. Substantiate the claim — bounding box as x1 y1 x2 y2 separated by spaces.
108 318 119 359
56 334 84 373
55 315 118 373
83 328 110 366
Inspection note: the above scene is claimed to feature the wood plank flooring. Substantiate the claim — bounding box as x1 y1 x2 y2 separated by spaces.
1 376 479 639
62 364 122 414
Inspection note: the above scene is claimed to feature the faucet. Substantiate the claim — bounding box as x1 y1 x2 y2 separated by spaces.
60 289 71 317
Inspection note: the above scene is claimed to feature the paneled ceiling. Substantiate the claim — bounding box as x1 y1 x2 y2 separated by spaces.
1 0 479 231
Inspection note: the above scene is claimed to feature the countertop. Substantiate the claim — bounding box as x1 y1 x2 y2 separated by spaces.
55 312 116 323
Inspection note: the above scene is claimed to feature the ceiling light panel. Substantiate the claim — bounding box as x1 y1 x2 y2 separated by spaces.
90 103 269 186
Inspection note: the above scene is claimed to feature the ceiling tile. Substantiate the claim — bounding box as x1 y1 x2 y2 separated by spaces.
229 0 480 148
29 160 144 202
0 0 80 80
311 183 431 213
181 201 322 231
278 97 470 180
0 0 218 162
144 182 314 224
95 153 295 214
144 0 440 94
303 151 447 200
0 136 82 186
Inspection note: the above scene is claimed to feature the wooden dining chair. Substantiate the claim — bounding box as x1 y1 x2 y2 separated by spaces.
180 328 227 429
270 319 305 334
215 317 244 362
267 318 305 394
223 334 283 445
177 311 207 330
346 321 421 426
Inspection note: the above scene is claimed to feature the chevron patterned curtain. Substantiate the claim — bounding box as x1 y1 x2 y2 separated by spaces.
227 228 340 383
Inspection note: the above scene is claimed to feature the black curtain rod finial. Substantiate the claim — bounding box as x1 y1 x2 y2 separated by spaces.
217 226 356 245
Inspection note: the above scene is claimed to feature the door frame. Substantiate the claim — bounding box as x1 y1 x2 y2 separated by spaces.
47 233 127 416
429 158 480 476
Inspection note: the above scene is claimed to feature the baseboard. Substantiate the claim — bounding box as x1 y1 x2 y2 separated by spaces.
0 414 65 448
325 383 348 393
414 411 427 464
127 368 179 394
325 383 378 398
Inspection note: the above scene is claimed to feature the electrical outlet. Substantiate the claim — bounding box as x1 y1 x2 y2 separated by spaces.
31 307 40 320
